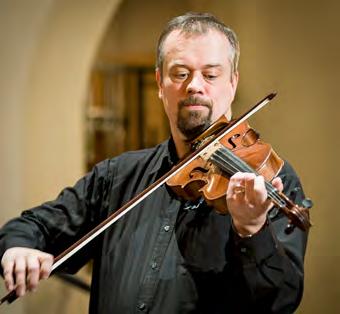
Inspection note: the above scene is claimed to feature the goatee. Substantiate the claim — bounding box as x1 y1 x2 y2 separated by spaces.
177 96 213 140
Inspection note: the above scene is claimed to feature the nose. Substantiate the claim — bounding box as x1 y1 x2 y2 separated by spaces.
186 73 204 95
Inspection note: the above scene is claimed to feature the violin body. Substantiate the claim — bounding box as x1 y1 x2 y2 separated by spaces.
167 117 284 214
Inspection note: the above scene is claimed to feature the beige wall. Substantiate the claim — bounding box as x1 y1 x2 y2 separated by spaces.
0 0 121 313
0 0 339 313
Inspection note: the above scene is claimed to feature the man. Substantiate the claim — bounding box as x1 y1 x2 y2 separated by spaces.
0 12 308 313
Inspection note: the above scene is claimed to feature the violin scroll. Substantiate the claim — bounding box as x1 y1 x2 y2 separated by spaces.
284 197 313 234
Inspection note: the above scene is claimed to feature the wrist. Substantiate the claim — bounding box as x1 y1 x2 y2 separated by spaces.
231 218 268 238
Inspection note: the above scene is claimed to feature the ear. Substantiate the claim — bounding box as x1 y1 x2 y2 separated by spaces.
155 68 163 99
226 71 239 121
230 71 239 98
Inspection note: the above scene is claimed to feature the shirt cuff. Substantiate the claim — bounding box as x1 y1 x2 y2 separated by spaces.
230 220 278 265
0 236 36 255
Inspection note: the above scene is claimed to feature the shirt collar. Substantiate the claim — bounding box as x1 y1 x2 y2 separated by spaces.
149 137 179 175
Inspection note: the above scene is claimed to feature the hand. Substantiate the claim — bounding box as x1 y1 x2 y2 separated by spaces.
1 247 53 297
226 172 283 237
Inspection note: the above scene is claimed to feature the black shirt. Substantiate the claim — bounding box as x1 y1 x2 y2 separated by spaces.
0 138 308 313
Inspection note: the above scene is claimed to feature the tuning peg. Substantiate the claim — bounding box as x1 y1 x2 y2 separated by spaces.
302 198 313 209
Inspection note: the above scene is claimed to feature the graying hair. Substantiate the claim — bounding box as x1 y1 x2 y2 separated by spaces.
156 12 240 77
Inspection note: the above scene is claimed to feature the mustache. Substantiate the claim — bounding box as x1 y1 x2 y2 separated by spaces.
178 96 212 108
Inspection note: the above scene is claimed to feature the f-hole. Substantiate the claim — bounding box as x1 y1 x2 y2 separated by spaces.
189 166 209 178
228 134 240 149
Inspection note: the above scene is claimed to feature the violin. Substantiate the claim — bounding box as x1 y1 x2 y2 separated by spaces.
167 115 312 232
0 93 312 305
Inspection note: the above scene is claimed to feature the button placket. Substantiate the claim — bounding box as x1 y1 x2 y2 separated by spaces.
135 214 177 314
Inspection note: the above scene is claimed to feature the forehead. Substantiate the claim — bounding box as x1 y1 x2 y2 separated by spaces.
162 29 232 68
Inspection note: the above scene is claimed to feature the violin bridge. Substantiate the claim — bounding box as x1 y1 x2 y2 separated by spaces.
200 141 224 161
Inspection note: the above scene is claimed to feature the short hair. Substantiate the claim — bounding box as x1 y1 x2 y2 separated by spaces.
156 12 240 76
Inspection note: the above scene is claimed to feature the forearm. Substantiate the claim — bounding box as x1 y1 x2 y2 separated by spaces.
228 216 307 313
0 160 112 270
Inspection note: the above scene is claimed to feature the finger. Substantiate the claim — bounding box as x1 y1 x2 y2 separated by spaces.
26 255 40 292
227 172 245 198
252 175 267 204
244 173 256 202
272 176 283 192
14 256 27 297
39 253 53 280
2 258 15 291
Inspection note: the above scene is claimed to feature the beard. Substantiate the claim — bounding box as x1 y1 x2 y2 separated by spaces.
177 96 213 140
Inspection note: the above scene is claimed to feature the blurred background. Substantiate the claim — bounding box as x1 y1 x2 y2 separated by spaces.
0 0 339 313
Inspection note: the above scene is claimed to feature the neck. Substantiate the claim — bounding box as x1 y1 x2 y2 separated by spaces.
172 132 192 159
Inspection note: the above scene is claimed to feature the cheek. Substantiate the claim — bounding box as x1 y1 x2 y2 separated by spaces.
211 88 234 118
161 83 181 110
161 90 179 123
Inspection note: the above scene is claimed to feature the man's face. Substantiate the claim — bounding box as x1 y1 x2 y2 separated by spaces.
156 29 238 141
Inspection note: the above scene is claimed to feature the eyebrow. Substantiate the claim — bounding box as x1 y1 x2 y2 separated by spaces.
204 64 223 69
169 63 223 69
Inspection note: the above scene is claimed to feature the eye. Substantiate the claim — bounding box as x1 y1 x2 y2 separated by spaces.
204 73 218 81
177 72 189 79
171 71 189 81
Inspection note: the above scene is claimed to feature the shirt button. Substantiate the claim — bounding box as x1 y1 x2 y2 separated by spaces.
138 302 146 311
151 261 158 269
179 266 187 276
240 247 247 253
164 225 170 232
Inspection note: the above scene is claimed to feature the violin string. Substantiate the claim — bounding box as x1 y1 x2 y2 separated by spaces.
212 147 286 207
211 149 284 207
209 147 286 208
211 147 285 206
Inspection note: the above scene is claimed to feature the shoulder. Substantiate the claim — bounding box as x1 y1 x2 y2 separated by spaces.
91 140 170 179
116 140 169 168
118 143 165 162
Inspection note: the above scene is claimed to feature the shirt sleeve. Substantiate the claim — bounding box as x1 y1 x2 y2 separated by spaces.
227 160 310 313
0 159 114 273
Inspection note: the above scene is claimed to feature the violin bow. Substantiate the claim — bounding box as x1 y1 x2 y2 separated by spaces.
0 92 276 305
